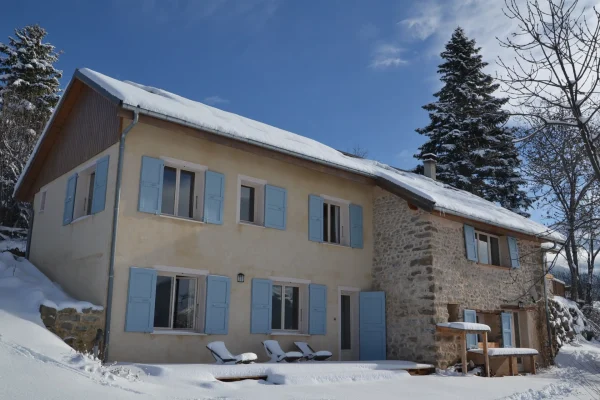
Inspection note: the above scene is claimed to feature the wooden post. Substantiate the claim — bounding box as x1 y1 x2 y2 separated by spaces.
508 356 514 376
462 331 468 376
482 331 490 377
531 355 536 375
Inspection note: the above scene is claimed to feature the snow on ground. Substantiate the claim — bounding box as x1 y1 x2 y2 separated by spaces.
1 253 598 399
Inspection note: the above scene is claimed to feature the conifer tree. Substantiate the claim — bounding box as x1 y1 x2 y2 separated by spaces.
0 24 61 227
415 27 531 216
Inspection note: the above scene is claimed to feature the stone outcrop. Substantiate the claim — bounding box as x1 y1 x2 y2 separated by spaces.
39 304 105 354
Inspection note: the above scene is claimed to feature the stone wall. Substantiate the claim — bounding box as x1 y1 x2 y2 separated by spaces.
39 305 105 355
372 187 550 369
430 215 548 368
372 187 438 363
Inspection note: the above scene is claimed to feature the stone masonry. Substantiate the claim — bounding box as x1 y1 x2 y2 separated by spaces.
39 305 105 355
372 187 550 368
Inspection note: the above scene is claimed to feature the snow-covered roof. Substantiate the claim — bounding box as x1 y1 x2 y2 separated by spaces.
16 68 564 242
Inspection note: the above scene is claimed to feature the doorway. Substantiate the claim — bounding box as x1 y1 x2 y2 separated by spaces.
339 288 359 360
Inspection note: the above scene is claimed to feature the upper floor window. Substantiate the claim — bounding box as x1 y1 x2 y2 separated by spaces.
308 195 363 248
475 231 501 266
323 201 344 244
237 175 287 230
161 164 203 220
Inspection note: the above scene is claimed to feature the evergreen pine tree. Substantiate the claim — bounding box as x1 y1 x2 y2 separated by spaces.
415 27 531 216
0 24 61 227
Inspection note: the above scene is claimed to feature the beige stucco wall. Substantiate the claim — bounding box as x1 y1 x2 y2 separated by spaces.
106 121 374 363
29 144 118 306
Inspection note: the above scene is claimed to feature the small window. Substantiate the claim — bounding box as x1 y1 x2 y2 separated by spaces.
271 283 303 331
86 172 95 215
240 185 256 223
73 164 96 220
39 190 47 212
475 231 501 266
153 274 202 330
321 198 350 246
237 176 265 226
160 161 204 220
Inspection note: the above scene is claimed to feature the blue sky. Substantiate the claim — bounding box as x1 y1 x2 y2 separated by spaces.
3 0 578 225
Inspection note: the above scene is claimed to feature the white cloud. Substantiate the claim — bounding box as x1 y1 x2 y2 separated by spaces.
369 43 408 70
203 96 230 105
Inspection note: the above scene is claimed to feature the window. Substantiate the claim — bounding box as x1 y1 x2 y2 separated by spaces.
321 197 350 246
323 202 341 244
475 231 501 266
237 176 265 226
153 273 203 330
271 283 302 331
240 185 255 223
86 172 95 215
160 159 205 220
73 164 96 220
39 190 47 213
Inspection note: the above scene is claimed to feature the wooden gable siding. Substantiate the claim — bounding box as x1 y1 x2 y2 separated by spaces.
28 82 120 198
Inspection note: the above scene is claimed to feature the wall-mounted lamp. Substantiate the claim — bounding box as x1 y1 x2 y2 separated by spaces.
518 300 524 309
237 273 245 283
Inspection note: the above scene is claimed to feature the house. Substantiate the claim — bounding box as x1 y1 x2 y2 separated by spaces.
15 68 564 369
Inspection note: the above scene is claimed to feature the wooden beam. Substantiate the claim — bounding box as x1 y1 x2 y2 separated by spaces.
530 355 536 375
462 331 468 376
483 331 490 378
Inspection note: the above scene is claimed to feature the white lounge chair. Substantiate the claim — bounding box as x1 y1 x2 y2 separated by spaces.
262 340 304 363
294 341 332 361
206 341 257 365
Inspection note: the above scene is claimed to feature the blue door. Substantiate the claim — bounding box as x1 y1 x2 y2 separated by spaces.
359 292 386 360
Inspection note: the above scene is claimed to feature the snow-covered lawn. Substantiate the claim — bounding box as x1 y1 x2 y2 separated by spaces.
1 253 599 399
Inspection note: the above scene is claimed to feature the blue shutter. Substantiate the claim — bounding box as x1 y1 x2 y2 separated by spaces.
350 204 364 249
464 224 477 261
264 185 287 230
125 267 157 332
62 173 78 225
508 237 520 268
91 155 110 214
205 275 231 334
308 195 324 242
204 171 225 224
464 309 477 349
359 292 386 360
502 312 514 348
251 278 272 334
138 156 164 214
309 284 327 335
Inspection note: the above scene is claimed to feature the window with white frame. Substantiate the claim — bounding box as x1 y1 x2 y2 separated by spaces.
475 231 501 266
153 273 205 331
160 158 206 221
322 198 350 246
271 282 307 332
73 165 96 219
39 190 47 213
237 176 265 225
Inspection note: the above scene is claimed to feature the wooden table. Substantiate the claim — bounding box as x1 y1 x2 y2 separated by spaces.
468 348 538 376
436 324 490 377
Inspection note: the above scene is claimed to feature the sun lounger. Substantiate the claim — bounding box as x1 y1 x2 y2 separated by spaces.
262 340 304 363
294 341 332 361
206 341 257 364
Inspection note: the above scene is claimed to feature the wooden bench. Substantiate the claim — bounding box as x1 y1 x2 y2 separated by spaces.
468 348 538 376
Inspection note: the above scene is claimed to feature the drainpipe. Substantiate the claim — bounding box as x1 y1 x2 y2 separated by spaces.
542 242 558 361
103 110 139 362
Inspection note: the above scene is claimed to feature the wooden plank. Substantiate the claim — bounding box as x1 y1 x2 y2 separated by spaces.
483 331 490 378
462 331 468 376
